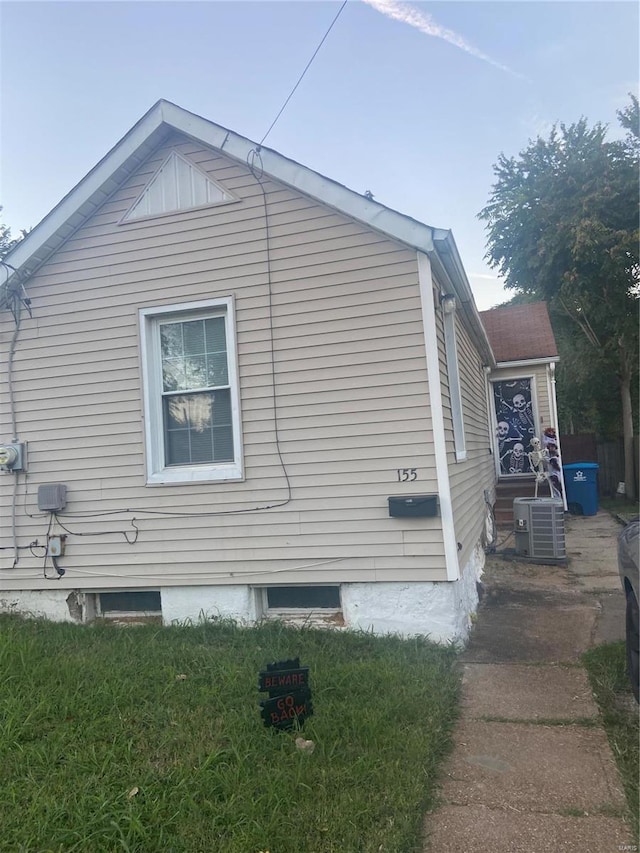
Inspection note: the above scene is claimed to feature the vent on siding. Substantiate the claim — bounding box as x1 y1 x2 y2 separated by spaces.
123 151 236 221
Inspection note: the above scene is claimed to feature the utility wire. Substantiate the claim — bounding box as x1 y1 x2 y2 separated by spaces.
7 293 22 440
11 473 19 567
258 0 348 148
53 513 140 545
245 150 292 508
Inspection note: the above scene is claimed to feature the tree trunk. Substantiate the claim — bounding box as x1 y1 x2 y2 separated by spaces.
619 353 636 502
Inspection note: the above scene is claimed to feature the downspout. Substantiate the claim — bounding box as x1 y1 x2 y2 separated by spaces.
2 283 24 567
417 251 460 581
7 296 23 442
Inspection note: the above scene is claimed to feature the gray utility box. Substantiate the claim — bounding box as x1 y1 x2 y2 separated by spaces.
37 484 67 512
513 497 566 562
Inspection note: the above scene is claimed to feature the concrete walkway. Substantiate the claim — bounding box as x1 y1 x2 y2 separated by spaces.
424 511 636 852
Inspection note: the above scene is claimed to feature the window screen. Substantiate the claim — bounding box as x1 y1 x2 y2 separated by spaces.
160 316 234 466
266 586 341 609
100 591 161 613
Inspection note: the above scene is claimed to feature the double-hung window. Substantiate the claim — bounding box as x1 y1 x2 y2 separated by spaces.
140 297 243 484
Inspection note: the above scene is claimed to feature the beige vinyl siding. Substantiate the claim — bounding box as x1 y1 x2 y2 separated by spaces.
433 302 495 568
0 131 447 589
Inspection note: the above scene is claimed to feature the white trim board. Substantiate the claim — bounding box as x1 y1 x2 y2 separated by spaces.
417 251 460 582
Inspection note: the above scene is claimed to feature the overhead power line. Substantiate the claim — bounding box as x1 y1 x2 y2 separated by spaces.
259 0 349 148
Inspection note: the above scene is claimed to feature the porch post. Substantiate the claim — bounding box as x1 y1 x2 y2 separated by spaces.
548 362 568 511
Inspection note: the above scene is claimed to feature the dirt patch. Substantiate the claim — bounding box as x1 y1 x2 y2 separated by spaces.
488 510 623 597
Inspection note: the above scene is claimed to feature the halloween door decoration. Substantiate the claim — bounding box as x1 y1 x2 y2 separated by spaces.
493 379 536 476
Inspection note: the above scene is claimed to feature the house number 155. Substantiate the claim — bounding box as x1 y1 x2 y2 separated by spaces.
397 468 418 482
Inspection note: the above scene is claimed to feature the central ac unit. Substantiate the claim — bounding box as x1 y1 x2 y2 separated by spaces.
513 497 566 562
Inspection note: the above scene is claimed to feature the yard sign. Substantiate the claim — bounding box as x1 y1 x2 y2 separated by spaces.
258 657 313 730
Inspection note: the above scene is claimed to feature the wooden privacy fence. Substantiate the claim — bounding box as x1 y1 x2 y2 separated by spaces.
560 434 640 498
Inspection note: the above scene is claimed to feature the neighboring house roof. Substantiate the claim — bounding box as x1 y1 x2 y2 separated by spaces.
0 99 495 367
479 302 559 364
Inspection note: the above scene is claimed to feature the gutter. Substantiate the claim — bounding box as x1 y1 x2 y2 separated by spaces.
493 356 560 369
430 230 496 368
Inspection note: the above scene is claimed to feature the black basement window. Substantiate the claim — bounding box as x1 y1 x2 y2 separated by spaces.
99 591 162 614
266 586 341 609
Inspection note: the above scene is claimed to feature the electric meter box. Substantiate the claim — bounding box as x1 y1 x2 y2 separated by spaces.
37 484 67 512
0 442 26 472
388 494 439 518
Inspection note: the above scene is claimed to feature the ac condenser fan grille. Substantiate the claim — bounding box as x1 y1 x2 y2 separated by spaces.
514 498 566 561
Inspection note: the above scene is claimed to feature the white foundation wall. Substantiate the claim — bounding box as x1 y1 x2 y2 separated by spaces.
1 545 485 642
161 585 260 625
342 542 484 643
0 589 87 622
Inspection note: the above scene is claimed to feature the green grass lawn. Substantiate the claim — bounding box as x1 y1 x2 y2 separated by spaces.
0 615 460 853
583 641 639 844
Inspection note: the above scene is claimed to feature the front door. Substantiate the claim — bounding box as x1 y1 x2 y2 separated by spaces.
492 378 536 477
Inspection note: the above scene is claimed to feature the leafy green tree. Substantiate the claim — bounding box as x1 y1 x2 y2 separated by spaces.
552 309 628 439
0 207 28 261
1 221 18 261
617 93 639 146
480 98 640 498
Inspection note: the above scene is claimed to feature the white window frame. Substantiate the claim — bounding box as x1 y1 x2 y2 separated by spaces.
258 586 343 626
96 590 162 619
139 296 243 485
441 296 467 462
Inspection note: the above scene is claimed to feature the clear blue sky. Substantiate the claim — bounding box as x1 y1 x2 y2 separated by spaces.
1 0 637 309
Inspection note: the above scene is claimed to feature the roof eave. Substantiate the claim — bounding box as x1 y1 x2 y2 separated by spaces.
2 100 441 294
1 102 492 369
493 356 560 369
430 229 496 367
158 101 440 257
1 101 171 291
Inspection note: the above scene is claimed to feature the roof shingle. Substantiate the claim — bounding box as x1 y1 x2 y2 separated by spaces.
479 302 558 363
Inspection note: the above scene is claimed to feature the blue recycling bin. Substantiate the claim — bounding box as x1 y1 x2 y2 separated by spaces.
563 462 599 515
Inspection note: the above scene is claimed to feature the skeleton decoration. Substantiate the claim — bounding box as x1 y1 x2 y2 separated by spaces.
503 442 526 474
493 379 535 475
512 393 536 434
497 421 510 455
528 436 552 497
